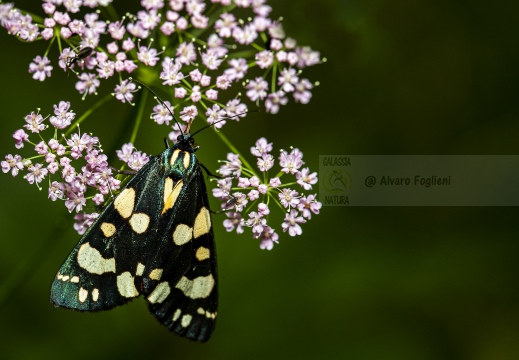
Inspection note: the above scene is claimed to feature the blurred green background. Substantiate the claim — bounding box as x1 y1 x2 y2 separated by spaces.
1 0 519 359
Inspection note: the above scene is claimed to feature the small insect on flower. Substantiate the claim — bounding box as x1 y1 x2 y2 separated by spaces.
66 47 94 69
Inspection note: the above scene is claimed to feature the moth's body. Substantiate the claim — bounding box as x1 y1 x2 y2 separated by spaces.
51 135 218 342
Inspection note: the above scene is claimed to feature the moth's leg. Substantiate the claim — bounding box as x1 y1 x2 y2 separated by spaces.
199 163 220 179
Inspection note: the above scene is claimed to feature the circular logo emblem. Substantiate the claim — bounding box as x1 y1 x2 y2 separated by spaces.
323 169 351 193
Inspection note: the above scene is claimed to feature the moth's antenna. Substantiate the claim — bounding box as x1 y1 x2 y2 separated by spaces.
129 77 184 135
191 109 259 137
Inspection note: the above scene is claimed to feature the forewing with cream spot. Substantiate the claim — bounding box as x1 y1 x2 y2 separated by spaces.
50 144 219 342
50 155 163 311
144 152 218 342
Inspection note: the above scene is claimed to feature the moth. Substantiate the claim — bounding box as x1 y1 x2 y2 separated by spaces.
51 86 219 342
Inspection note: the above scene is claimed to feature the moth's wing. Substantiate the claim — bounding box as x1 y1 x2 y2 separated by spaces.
144 159 218 342
50 156 165 311
51 149 218 342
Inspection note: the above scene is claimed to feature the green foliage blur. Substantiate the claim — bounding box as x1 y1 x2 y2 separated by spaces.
1 0 519 359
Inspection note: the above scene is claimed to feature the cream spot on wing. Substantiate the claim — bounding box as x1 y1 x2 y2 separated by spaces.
101 222 116 237
136 262 145 276
162 180 183 214
169 149 181 165
117 272 139 298
183 153 190 170
175 274 215 299
129 213 150 234
92 288 99 302
181 314 192 328
57 273 63 280
77 243 116 275
78 287 88 303
172 308 181 322
172 224 193 246
197 307 205 315
114 188 135 219
147 282 171 304
61 275 69 282
70 276 80 283
195 247 210 261
149 268 163 281
207 311 217 319
193 207 211 239
163 177 173 211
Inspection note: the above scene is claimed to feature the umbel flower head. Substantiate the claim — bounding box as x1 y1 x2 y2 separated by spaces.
1 0 325 250
2 101 150 235
0 0 324 134
213 137 321 250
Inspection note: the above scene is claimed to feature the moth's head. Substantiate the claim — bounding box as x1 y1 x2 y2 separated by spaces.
176 134 199 152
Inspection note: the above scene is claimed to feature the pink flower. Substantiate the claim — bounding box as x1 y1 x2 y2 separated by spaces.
246 77 268 102
281 210 306 236
265 91 288 114
24 111 45 133
28 56 53 81
114 79 138 104
180 105 198 122
1 154 24 176
49 101 75 129
296 167 318 190
25 163 48 185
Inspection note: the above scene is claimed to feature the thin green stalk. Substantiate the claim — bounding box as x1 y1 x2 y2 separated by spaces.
271 62 277 92
64 93 112 136
129 89 149 144
227 49 257 59
251 42 264 51
214 130 259 178
104 3 120 22
272 194 286 212
55 31 63 53
43 35 56 57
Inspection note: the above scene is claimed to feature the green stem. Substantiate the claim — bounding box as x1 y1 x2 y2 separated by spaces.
104 3 120 22
214 130 259 178
271 194 285 212
227 49 257 59
19 9 44 24
44 35 56 57
55 32 63 53
129 89 149 144
25 155 45 161
64 93 112 137
271 62 277 92
274 170 285 179
278 181 297 187
251 42 264 51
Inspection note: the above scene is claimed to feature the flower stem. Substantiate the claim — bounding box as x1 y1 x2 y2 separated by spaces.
129 89 149 144
64 93 112 137
214 130 259 178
